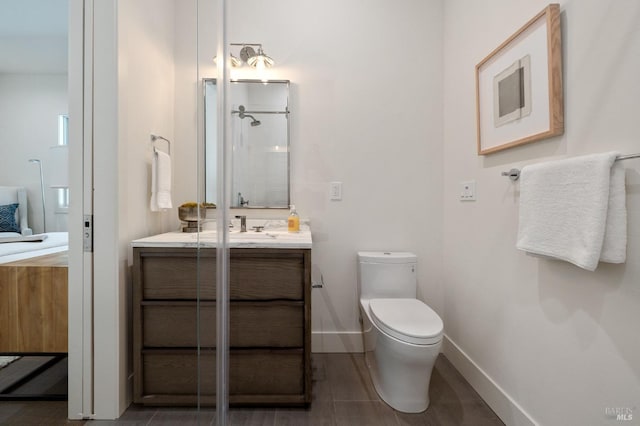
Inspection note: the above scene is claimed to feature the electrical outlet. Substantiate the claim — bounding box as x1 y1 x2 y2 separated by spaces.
330 182 342 200
460 180 476 201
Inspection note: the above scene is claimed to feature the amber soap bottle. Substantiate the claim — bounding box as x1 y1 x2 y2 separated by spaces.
288 205 300 232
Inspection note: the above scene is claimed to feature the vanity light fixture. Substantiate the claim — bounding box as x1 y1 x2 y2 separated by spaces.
213 43 275 68
246 46 274 69
229 53 241 67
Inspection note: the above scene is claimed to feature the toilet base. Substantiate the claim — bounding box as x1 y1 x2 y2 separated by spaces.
361 302 442 413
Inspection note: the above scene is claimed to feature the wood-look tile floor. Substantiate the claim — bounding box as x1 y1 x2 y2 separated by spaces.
0 354 504 426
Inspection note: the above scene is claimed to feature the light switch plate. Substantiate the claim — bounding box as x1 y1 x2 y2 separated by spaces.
330 182 342 200
460 180 476 201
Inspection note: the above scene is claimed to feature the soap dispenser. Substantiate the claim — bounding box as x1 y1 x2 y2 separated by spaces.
288 205 300 233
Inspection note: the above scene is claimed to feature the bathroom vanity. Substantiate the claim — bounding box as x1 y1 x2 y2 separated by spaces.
131 227 312 406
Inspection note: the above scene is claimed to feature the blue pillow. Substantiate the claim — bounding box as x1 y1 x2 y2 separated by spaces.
0 203 20 233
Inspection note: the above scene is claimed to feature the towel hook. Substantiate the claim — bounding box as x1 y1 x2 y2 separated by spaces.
150 134 171 155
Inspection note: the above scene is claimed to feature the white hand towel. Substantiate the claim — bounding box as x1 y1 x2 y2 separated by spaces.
150 149 173 211
600 161 627 263
516 152 626 271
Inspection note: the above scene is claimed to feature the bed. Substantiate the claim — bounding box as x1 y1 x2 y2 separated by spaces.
0 232 68 265
0 186 68 354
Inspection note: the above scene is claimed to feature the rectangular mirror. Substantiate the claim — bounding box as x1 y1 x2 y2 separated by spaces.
204 79 290 208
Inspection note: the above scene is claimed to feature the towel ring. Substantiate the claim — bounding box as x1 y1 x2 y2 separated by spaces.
151 134 171 155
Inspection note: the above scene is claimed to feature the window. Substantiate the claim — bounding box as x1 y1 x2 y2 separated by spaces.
57 115 69 210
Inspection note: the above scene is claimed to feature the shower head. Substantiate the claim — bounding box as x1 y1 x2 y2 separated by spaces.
236 105 261 126
241 112 261 126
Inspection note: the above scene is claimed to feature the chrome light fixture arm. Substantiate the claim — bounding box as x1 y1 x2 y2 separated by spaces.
213 43 274 68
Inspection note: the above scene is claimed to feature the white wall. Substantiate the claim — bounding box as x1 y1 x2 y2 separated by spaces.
172 1 201 213
117 0 176 414
118 0 177 242
0 73 68 233
88 0 176 418
172 0 445 352
283 0 444 352
443 1 640 425
0 0 68 74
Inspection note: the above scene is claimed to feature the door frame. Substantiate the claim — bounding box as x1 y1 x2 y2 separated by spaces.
67 0 93 419
68 0 123 419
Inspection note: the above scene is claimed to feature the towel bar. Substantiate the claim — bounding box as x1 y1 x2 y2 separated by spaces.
501 169 521 181
150 134 171 155
501 152 639 181
615 153 640 161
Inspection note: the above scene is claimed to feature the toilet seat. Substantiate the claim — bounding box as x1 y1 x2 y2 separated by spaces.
369 298 443 345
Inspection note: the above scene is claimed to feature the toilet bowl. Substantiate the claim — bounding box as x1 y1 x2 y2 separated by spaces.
358 252 443 413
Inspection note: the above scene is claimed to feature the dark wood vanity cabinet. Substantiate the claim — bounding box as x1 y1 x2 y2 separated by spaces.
132 247 311 406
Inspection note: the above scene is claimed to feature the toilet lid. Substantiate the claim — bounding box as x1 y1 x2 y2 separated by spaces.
369 298 443 345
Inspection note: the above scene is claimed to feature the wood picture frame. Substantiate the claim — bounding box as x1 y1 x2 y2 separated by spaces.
476 4 563 155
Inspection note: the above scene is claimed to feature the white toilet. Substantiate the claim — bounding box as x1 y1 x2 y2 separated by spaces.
357 251 443 413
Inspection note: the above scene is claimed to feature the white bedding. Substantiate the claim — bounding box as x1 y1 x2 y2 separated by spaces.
0 231 68 264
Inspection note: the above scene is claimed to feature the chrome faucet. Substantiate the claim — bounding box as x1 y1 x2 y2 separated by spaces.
235 215 247 232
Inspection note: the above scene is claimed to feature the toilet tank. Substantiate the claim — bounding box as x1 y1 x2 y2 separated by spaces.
357 252 417 300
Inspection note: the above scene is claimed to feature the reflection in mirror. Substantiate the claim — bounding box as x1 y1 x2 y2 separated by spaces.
204 79 290 208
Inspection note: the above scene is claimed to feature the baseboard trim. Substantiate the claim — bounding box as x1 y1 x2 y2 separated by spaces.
312 331 364 353
443 335 537 426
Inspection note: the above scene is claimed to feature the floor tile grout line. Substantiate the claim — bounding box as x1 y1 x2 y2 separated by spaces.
332 398 381 402
145 409 159 426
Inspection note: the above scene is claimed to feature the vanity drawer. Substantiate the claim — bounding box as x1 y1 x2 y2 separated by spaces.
230 255 304 300
142 349 304 396
142 301 304 348
138 249 305 300
140 252 216 299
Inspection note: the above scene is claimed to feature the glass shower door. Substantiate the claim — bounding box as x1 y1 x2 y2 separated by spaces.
196 0 231 424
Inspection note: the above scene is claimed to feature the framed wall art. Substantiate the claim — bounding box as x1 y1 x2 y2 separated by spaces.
476 4 563 155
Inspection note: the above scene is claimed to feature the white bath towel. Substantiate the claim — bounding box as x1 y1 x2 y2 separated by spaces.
150 149 173 211
600 161 627 263
516 152 626 271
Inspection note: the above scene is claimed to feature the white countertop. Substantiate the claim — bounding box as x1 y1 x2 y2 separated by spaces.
131 226 312 249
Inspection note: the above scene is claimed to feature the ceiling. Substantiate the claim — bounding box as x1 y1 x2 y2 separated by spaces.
0 0 68 73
